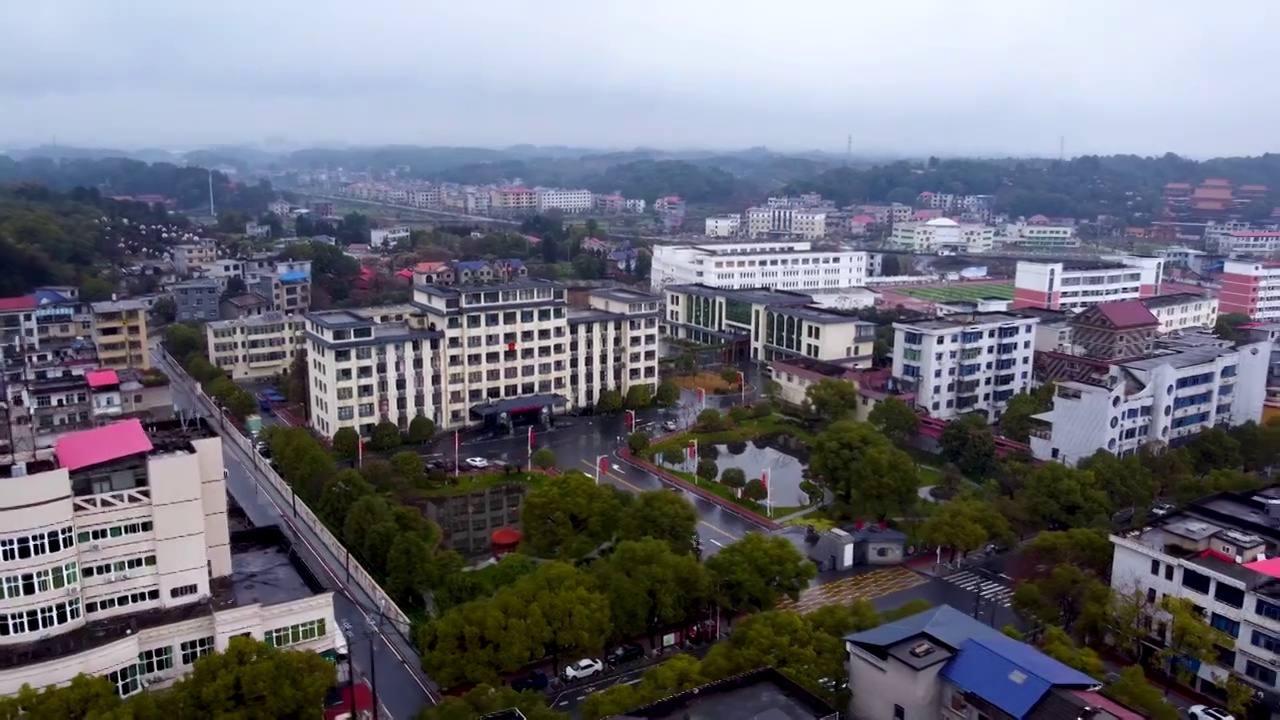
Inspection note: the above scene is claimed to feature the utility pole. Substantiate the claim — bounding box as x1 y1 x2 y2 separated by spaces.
208 169 216 218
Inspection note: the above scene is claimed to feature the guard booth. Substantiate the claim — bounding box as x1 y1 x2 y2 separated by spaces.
470 395 566 436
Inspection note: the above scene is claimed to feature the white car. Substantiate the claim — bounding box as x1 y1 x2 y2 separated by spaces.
562 658 603 681
464 457 490 469
1189 706 1235 720
662 420 678 431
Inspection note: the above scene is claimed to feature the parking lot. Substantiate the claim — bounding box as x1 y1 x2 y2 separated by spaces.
776 566 928 614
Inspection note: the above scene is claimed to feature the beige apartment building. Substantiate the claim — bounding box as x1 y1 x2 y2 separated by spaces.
305 280 660 438
206 312 308 380
90 300 150 371
0 418 339 697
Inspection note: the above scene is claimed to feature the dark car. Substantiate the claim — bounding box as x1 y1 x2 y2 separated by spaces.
606 643 645 666
511 669 548 693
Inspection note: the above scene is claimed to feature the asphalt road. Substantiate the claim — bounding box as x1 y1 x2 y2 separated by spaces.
155 347 435 719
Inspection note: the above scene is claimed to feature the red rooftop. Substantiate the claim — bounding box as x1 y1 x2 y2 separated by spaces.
56 419 154 472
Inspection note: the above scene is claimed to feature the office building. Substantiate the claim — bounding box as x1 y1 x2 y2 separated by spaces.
1222 260 1280 321
744 207 827 239
1012 257 1163 313
892 313 1039 421
997 220 1080 249
535 188 594 214
488 188 538 215
888 218 995 254
172 279 221 323
1029 338 1270 465
305 282 659 438
650 241 868 293
206 312 308 380
0 418 340 697
1141 293 1220 334
1109 488 1280 712
846 605 1128 720
368 226 410 249
664 284 876 366
90 300 150 372
704 215 741 238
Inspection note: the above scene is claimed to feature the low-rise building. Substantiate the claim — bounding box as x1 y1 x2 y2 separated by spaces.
998 220 1080 249
218 293 270 320
206 312 307 380
888 218 995 254
1222 260 1280 321
892 312 1039 421
0 418 340 697
769 360 915 422
704 215 741 238
1068 301 1159 360
650 241 868 293
368 226 410 249
1029 338 1270 465
254 271 311 314
489 188 538 216
90 300 150 371
744 207 827 239
171 240 218 274
418 482 528 558
1013 257 1163 312
172 279 221 323
1141 293 1220 334
535 188 594 214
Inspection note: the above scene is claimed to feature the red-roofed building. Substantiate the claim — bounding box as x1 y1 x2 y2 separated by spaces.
1067 301 1158 361
85 369 119 389
0 295 37 313
55 418 154 471
1222 258 1280 320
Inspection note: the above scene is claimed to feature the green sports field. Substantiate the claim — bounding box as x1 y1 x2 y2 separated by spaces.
895 283 1016 303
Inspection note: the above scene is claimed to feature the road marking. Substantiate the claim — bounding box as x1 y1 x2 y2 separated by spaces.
579 460 741 540
709 539 724 547
624 679 640 685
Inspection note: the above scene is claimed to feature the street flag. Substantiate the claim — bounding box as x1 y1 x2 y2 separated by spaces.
599 457 608 473
762 468 772 517
454 430 460 476
357 437 364 466
687 438 698 462
696 387 705 407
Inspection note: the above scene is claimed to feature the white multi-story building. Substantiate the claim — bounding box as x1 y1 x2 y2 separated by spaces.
998 222 1080 249
650 241 868 293
1029 339 1269 465
1222 260 1280 321
888 218 994 254
369 226 410 249
1203 220 1257 252
1215 230 1280 257
892 313 1039 421
704 216 741 238
744 208 827 239
306 281 659 438
205 312 308 380
535 188 594 214
624 198 646 213
1140 293 1220 334
1110 492 1280 710
0 418 339 697
1013 257 1163 313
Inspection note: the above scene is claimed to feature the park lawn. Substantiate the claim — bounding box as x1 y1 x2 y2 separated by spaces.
660 465 772 516
897 283 1014 303
645 413 813 460
673 371 740 393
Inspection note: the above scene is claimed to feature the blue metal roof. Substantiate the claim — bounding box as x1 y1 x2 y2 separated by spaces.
939 635 1098 719
279 272 309 283
845 604 1006 650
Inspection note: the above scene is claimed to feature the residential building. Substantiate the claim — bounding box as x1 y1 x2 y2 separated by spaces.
624 198 646 213
594 194 623 214
892 312 1039 421
888 218 995 254
1222 260 1280 321
244 222 271 239
617 668 838 720
650 241 868 293
172 279 221 323
535 188 593 214
206 312 307 380
1109 488 1280 712
1217 230 1280 257
463 188 490 215
1141 293 1220 334
254 270 311 314
845 605 1125 720
268 199 292 216
488 188 538 216
306 282 660 438
1068 301 1159 360
170 241 218 275
744 207 828 239
664 284 875 366
90 300 150 371
1029 338 1270 465
0 418 340 697
704 215 741 238
218 293 270 321
1012 257 1163 312
368 226 410 249
769 360 915 422
453 260 527 285
999 219 1080 249
1159 246 1209 274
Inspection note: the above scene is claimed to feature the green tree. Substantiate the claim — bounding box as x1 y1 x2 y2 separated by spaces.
1214 312 1252 342
618 490 700 555
521 472 624 558
1230 420 1280 473
627 430 650 454
625 384 654 409
1011 565 1110 639
268 427 337 501
919 497 1011 563
499 562 612 673
1078 451 1157 518
163 636 335 718
596 388 624 413
531 447 557 470
673 353 697 375
407 415 436 444
706 532 815 613
997 383 1056 444
370 420 402 451
385 533 434 608
1106 666 1180 720
1023 528 1114 579
803 378 859 423
719 467 746 488
1039 626 1105 677
165 322 204 360
315 469 374 527
697 408 728 430
1014 463 1111 531
696 458 718 482
595 539 711 646
79 276 116 302
1157 595 1231 687
0 674 128 719
419 596 537 688
810 420 918 518
867 395 919 445
661 446 687 465
699 611 845 698
938 413 998 478
343 495 394 560
1183 426 1243 475
655 378 681 407
223 388 257 419
416 684 565 720
743 478 767 502
390 450 424 483
332 426 361 460
720 368 741 385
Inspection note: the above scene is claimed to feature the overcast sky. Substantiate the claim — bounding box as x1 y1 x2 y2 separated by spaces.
2 0 1278 158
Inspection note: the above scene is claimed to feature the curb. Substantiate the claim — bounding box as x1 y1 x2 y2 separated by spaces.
618 448 782 531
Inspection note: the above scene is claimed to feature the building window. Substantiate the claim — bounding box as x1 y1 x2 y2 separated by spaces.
0 598 81 636
1210 612 1240 638
264 619 327 648
1181 568 1210 595
170 584 198 599
1214 583 1244 609
180 636 215 665
1150 559 1159 575
108 663 140 697
1246 660 1277 687
0 525 75 563
138 646 174 676
893 704 905 720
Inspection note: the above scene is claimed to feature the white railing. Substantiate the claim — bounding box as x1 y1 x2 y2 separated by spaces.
163 351 414 642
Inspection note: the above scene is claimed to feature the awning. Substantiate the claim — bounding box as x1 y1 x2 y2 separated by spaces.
470 394 567 417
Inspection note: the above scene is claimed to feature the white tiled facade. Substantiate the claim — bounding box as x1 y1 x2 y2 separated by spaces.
369 226 410 248
307 281 660 438
650 241 868 293
1029 341 1270 466
704 216 741 238
1141 294 1220 334
997 222 1080 249
205 312 307 380
892 313 1039 421
744 208 827 239
536 188 594 214
1013 257 1163 312
0 423 338 697
888 218 995 253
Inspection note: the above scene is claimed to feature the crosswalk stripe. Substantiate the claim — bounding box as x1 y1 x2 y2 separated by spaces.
944 571 1014 607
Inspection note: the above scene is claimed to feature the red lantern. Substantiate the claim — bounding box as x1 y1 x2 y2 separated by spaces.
507 342 516 352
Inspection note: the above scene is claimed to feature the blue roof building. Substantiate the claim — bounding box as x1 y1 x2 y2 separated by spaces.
845 605 1124 720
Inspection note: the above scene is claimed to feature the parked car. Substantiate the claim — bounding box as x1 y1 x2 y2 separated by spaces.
465 457 490 469
1150 502 1176 517
510 669 548 693
1189 707 1234 720
606 643 645 666
662 420 678 431
561 658 603 681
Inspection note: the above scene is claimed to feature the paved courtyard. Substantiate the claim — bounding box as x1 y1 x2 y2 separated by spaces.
777 566 928 614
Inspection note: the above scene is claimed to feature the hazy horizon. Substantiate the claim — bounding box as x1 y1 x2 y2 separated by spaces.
4 0 1280 158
